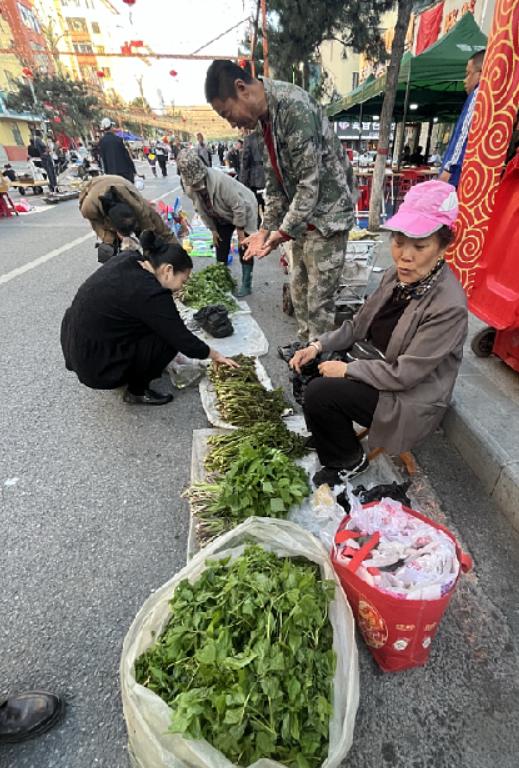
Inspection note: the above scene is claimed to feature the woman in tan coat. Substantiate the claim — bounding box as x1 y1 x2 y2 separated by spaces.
79 174 177 262
290 181 468 487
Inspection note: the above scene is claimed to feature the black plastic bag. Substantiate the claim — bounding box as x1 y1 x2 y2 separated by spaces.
193 304 234 338
336 481 412 514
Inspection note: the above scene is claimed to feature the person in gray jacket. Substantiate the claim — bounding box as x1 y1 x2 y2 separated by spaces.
289 181 468 487
177 149 258 297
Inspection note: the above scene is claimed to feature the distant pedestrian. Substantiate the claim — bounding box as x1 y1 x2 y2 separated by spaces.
239 130 265 227
226 139 243 175
155 142 169 177
98 117 137 183
196 132 212 167
217 141 225 164
439 49 486 188
31 130 58 192
146 144 158 177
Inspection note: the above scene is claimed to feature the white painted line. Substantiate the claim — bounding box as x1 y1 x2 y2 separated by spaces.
0 232 94 287
152 185 181 202
0 184 183 287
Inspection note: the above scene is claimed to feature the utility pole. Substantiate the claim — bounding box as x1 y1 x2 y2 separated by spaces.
260 0 269 77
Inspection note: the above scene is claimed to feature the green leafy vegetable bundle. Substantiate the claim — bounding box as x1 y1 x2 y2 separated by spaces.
185 442 310 542
205 421 307 475
135 545 336 768
209 355 290 427
182 263 238 312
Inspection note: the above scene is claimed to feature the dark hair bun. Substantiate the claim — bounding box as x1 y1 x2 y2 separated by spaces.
139 229 158 250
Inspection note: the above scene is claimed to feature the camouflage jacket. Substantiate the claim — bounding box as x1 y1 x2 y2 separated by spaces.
260 78 354 238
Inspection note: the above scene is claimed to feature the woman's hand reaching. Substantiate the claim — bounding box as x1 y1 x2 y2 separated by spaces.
289 345 318 374
209 349 239 368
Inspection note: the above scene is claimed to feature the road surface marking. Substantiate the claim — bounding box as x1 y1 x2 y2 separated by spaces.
0 233 94 287
0 184 182 286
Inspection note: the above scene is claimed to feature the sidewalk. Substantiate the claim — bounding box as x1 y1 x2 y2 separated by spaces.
443 313 519 531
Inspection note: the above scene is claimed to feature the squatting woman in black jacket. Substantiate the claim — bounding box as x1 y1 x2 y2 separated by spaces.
60 229 236 405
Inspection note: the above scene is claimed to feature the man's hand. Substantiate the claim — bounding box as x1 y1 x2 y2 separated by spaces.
209 349 239 368
242 229 269 261
438 170 451 183
318 360 348 378
289 345 318 374
212 231 222 247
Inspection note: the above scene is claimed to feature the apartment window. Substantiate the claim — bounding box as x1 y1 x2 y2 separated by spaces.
97 45 105 54
73 42 93 53
67 17 88 34
17 3 41 34
92 22 100 34
352 71 359 89
61 1 82 7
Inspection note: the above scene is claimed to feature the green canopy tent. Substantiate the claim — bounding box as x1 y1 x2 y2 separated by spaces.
327 13 487 123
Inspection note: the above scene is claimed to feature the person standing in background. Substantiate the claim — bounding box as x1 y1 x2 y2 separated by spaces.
32 130 58 192
196 132 212 167
217 141 225 164
239 129 265 228
98 118 137 183
439 49 485 188
155 141 169 177
226 139 243 176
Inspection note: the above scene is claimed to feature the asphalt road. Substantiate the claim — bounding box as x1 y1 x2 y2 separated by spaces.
1 163 518 768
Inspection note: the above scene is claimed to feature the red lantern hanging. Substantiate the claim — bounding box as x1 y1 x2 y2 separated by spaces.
169 69 178 77
123 0 136 5
96 70 105 78
22 67 34 78
238 58 247 69
53 116 62 124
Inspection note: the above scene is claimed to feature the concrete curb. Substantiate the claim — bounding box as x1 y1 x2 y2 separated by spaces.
443 372 519 532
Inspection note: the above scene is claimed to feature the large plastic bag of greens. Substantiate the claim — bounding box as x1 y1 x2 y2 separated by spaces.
120 518 359 768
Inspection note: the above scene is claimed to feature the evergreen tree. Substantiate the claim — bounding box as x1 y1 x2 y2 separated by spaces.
6 73 100 139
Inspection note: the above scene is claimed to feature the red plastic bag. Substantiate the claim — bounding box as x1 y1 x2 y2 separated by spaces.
331 503 472 672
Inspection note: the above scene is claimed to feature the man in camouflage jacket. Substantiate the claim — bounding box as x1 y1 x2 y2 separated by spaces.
205 60 354 340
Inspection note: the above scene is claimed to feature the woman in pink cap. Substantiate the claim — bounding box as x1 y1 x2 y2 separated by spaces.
290 180 468 486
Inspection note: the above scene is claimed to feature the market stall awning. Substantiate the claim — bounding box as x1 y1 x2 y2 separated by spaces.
327 13 487 123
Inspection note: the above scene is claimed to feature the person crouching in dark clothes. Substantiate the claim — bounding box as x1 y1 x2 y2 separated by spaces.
60 228 238 406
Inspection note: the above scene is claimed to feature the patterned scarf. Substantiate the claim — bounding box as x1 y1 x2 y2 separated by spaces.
395 259 445 302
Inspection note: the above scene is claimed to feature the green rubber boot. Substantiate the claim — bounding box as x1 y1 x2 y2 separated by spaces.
236 262 253 297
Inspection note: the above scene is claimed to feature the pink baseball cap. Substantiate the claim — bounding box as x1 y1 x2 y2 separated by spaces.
382 180 458 238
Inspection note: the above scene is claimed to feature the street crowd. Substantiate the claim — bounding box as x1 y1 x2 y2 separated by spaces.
2 54 484 744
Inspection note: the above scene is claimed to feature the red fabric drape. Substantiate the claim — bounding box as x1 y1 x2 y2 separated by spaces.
415 2 444 55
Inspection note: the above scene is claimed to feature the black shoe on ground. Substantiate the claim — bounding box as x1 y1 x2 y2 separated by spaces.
123 387 173 406
313 452 369 487
278 340 305 363
304 435 317 451
0 691 64 744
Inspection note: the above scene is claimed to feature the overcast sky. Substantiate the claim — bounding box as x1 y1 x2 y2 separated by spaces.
113 0 251 106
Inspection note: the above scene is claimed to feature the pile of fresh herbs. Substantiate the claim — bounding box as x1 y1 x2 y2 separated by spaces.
185 442 310 542
205 421 307 475
135 545 336 768
208 355 290 427
181 264 238 312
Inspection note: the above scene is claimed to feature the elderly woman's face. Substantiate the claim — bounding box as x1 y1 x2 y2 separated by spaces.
391 233 445 284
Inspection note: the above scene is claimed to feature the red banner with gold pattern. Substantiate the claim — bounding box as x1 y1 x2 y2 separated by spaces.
446 0 519 292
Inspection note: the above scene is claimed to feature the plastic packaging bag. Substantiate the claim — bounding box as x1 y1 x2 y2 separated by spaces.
135 177 145 191
121 518 359 768
167 353 205 389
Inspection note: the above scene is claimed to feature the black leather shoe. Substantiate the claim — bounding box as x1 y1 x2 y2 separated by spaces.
0 691 64 744
123 387 173 406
